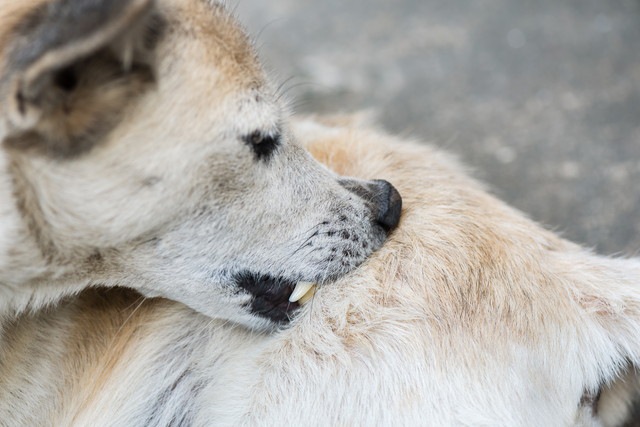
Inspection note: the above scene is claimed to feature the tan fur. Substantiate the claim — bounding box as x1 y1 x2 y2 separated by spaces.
1 1 639 425
2 117 639 426
0 1 46 57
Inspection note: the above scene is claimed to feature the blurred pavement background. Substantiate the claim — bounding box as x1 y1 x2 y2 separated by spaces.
235 0 640 256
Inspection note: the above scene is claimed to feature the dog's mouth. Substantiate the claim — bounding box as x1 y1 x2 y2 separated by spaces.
234 271 317 323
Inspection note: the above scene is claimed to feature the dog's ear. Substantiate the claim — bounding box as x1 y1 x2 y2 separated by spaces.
0 0 160 155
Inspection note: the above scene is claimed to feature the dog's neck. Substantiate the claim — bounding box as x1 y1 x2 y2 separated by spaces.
0 152 79 320
0 248 91 324
0 280 83 320
0 256 80 323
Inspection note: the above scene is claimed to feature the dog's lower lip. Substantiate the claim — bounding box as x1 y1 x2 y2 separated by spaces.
233 271 318 322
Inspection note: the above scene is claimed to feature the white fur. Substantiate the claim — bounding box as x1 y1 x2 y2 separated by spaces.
1 1 639 424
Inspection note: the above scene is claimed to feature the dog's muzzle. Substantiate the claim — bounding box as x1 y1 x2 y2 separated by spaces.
234 180 402 326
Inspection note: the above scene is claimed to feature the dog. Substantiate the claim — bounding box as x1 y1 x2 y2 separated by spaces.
2 1 640 426
1 115 639 426
0 0 401 331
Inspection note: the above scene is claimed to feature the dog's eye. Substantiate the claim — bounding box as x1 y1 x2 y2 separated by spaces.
243 131 281 161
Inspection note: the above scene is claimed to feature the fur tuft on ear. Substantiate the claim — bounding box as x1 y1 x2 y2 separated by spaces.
0 0 157 153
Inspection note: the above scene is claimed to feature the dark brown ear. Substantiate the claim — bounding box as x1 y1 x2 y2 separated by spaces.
1 0 157 155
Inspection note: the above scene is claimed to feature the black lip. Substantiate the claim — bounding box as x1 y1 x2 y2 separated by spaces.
233 271 301 323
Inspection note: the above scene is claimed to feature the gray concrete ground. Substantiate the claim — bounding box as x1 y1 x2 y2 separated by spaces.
235 0 640 256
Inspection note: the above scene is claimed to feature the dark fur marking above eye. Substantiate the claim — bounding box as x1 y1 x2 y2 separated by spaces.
242 131 281 161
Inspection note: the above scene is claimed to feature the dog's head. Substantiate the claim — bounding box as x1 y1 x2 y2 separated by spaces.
0 0 401 330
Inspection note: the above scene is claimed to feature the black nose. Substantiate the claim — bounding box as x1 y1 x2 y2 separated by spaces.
373 180 402 232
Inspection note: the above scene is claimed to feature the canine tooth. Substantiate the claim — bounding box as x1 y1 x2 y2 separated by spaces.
289 282 315 303
298 285 316 305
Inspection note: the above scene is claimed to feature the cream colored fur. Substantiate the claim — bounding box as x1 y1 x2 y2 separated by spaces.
1 0 639 425
1 117 639 426
0 0 399 331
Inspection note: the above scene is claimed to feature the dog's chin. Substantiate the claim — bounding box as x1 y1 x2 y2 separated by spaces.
232 271 319 327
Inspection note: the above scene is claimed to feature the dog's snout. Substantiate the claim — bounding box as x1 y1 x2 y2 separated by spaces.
338 177 402 232
372 180 402 232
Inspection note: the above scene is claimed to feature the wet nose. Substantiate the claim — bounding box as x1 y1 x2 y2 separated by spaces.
372 180 402 232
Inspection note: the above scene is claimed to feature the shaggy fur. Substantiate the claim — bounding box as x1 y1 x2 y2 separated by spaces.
1 116 639 426
1 0 639 425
